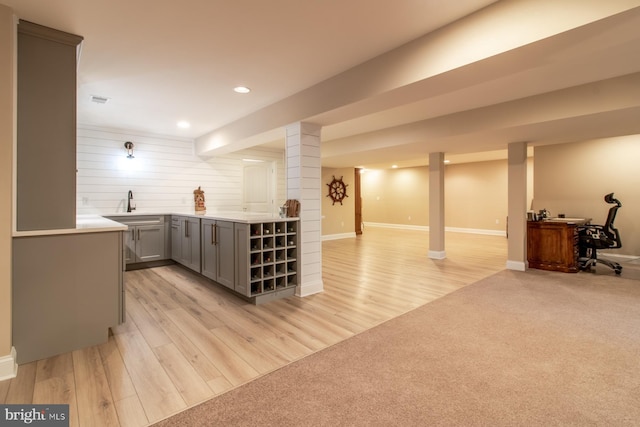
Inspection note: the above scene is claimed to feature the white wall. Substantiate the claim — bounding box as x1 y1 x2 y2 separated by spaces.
77 127 285 215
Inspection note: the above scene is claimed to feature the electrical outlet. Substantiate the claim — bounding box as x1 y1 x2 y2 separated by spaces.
496 219 500 224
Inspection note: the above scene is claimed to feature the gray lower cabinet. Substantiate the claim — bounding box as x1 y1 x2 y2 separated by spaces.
171 215 201 272
107 215 169 268
201 219 235 289
12 231 123 364
124 224 166 263
171 215 299 304
122 215 167 264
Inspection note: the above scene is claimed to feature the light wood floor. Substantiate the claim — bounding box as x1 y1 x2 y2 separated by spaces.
0 228 507 426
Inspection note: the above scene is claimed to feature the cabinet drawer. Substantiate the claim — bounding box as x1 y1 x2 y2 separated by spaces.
121 215 165 226
106 215 165 227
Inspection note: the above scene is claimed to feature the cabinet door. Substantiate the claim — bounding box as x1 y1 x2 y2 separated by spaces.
181 217 201 272
136 224 166 262
171 216 182 263
527 222 578 272
123 226 136 264
16 22 82 231
215 221 235 289
180 218 191 265
201 219 216 280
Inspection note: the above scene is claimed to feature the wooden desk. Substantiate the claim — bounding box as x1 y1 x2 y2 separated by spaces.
527 218 590 273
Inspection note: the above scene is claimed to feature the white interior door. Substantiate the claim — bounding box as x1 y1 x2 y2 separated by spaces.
243 162 275 213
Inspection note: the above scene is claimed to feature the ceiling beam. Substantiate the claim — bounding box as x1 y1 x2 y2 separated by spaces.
195 0 640 157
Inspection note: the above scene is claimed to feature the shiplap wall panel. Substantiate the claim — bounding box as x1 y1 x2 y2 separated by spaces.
285 122 323 296
77 127 285 215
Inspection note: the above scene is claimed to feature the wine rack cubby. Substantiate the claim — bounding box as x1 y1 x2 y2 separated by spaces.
237 219 299 303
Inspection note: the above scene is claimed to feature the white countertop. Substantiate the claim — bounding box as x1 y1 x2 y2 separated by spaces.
106 210 298 223
13 215 128 238
13 211 299 238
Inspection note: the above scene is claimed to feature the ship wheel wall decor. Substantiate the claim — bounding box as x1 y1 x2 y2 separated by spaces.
326 175 348 205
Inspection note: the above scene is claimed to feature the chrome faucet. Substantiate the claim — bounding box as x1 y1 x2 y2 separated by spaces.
127 190 135 212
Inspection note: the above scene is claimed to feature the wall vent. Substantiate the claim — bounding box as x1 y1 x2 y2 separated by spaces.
90 95 110 104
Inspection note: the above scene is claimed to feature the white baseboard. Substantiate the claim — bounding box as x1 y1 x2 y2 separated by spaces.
429 250 446 260
445 226 507 237
597 253 640 262
506 260 527 271
0 347 18 381
363 222 506 237
322 232 356 241
364 222 429 231
295 279 324 297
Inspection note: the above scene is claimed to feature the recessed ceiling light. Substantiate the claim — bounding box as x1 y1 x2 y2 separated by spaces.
391 164 398 168
444 160 451 164
234 86 251 94
177 120 191 129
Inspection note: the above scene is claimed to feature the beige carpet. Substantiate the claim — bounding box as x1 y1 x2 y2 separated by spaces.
153 267 640 426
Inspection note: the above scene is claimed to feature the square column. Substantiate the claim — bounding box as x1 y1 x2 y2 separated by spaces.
507 141 528 271
286 122 323 296
429 152 446 259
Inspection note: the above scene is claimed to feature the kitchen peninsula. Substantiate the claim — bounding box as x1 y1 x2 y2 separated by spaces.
106 211 300 304
13 211 299 364
12 215 126 364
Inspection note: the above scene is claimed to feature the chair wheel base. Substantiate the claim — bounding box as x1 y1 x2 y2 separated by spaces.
578 257 622 275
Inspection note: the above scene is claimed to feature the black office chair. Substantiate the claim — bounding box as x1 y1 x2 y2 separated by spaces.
578 193 622 275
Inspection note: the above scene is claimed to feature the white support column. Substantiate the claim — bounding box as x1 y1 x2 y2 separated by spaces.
286 122 324 296
506 141 528 271
428 152 446 259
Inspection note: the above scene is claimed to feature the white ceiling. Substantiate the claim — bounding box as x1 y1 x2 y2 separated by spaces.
4 0 640 169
